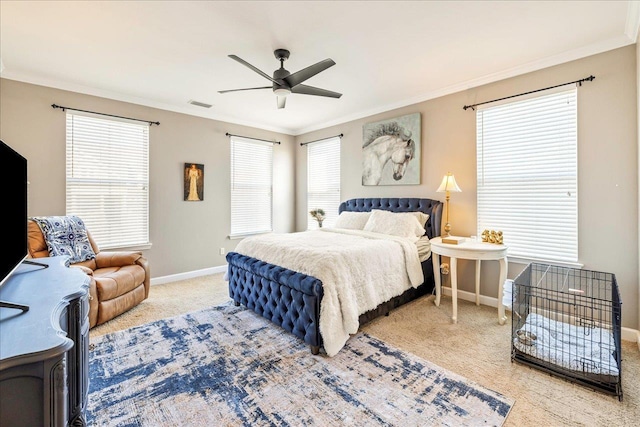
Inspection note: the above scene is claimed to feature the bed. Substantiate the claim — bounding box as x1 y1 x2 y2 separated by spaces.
225 198 443 356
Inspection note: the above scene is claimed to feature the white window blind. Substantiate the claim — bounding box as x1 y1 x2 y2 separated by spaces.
476 88 578 264
66 113 149 249
230 136 273 237
307 137 341 229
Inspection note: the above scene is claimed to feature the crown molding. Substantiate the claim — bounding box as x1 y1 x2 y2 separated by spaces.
292 34 634 135
0 71 295 136
625 0 640 42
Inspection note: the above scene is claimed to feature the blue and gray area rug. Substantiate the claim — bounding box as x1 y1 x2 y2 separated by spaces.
88 303 514 426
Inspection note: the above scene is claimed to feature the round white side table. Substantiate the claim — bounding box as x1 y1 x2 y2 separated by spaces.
430 236 508 325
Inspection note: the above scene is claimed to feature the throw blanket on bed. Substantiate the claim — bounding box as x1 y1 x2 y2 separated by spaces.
514 313 619 376
232 228 424 357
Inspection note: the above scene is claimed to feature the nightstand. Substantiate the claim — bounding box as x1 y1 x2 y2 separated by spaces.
430 236 508 325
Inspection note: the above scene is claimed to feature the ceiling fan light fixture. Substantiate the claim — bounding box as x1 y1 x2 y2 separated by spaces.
273 87 291 97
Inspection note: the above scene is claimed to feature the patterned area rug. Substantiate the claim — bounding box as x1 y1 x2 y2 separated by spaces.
88 304 514 426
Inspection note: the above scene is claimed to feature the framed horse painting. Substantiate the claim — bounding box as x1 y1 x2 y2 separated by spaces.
362 113 421 185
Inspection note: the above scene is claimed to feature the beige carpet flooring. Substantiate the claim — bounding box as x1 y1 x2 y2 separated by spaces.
90 274 640 426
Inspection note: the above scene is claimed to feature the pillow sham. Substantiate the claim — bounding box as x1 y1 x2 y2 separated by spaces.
31 215 96 264
334 211 372 230
408 211 430 229
363 209 426 241
370 209 429 231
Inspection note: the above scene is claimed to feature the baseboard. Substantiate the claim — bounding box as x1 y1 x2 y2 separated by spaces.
441 286 640 344
151 264 227 286
621 327 640 345
442 286 500 308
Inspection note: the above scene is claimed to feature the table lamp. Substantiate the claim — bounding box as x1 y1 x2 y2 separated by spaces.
436 172 462 236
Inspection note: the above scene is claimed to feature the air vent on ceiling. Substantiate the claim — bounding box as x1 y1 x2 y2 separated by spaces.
188 100 213 108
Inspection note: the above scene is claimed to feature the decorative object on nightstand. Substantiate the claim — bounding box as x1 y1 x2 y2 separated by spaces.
436 172 462 237
442 236 466 245
309 208 326 228
481 229 503 244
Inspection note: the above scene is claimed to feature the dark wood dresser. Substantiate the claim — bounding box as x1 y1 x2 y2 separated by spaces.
0 256 90 426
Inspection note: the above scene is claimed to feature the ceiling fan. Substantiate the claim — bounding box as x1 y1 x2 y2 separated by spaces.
218 49 342 109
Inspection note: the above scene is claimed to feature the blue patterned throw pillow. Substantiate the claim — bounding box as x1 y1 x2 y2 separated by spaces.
31 215 96 263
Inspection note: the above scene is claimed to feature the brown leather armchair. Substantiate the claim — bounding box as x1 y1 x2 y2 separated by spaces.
27 219 150 328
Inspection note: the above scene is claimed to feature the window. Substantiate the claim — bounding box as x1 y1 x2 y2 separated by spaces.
307 137 341 229
66 113 149 249
476 88 577 264
230 136 273 237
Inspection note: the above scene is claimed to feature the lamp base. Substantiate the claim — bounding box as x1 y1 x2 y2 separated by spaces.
443 222 452 237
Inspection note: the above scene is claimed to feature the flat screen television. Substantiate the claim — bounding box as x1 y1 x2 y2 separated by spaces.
0 140 28 287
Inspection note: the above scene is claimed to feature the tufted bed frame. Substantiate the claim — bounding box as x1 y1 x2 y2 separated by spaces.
226 198 443 355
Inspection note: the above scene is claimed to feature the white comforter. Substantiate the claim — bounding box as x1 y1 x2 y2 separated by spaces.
232 228 424 356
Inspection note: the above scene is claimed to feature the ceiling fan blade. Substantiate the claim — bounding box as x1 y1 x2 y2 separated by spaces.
218 86 272 94
277 96 287 109
228 55 282 86
283 58 336 87
290 84 342 99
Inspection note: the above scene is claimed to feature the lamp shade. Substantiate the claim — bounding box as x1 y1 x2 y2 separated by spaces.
436 172 462 193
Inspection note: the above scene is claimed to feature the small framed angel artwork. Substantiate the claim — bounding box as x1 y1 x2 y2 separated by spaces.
184 163 204 201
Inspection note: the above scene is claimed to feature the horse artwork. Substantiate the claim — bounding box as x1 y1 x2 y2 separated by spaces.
362 113 421 185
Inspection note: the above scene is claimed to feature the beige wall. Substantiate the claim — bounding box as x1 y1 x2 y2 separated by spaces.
296 46 639 329
0 78 296 278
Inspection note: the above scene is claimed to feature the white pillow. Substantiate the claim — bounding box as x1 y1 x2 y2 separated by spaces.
363 210 426 241
334 211 372 230
370 209 429 230
409 211 430 229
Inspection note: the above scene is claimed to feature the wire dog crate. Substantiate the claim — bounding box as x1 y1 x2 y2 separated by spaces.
511 263 622 400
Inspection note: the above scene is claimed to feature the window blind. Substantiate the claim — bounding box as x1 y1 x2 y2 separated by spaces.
476 88 577 263
66 113 149 249
307 137 341 229
230 136 273 237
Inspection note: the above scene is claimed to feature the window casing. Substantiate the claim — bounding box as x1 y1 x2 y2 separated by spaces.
307 137 341 229
230 136 273 237
476 88 578 264
66 113 149 249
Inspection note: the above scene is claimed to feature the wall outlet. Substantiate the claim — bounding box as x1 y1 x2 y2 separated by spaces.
219 248 225 255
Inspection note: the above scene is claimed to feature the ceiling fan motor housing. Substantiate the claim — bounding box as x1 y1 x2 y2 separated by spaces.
273 67 292 95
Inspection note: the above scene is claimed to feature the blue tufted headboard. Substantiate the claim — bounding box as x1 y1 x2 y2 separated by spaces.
338 198 443 239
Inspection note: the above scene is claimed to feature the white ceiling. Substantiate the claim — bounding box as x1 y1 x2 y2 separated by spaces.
1 1 638 135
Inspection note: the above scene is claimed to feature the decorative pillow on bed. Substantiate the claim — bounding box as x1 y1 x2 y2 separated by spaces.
31 215 96 264
363 209 426 241
334 211 372 230
409 211 430 229
368 209 429 229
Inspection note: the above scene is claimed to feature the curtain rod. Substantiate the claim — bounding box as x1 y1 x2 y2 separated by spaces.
51 104 160 125
225 132 281 145
463 75 595 111
300 133 343 146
